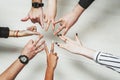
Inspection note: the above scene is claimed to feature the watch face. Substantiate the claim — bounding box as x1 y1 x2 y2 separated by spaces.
21 56 27 62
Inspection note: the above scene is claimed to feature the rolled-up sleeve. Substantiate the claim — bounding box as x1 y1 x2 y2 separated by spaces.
78 0 94 9
0 27 9 38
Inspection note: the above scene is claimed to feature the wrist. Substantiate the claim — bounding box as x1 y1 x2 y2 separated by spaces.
73 4 85 17
47 66 55 71
32 0 42 3
78 47 96 60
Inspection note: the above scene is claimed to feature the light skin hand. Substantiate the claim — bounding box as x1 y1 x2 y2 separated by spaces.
21 7 44 29
21 35 45 60
55 33 96 59
44 0 57 31
54 4 85 35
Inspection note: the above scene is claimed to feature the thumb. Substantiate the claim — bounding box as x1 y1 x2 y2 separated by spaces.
21 15 29 21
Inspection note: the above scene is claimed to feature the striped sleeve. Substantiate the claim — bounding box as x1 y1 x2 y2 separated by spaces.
93 51 120 73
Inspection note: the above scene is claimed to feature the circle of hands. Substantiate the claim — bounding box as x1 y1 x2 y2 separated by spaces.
18 4 84 69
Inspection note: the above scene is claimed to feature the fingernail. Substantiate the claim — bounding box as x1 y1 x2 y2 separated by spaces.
55 42 60 46
76 33 78 36
59 34 62 36
57 34 60 37
55 42 58 44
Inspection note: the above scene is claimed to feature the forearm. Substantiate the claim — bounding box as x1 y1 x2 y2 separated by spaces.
48 0 57 17
77 47 97 60
0 59 25 80
45 67 54 80
72 4 85 19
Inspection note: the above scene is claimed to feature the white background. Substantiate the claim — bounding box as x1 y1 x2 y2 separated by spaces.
0 0 120 80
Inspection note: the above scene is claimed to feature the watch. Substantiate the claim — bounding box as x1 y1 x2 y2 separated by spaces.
18 55 29 64
32 2 44 8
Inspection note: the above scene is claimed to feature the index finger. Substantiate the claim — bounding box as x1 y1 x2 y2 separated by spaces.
44 43 49 56
50 41 54 53
54 19 62 24
33 35 43 46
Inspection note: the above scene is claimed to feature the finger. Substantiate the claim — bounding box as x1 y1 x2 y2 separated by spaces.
40 16 44 29
21 16 29 21
54 26 65 35
54 53 57 56
43 14 48 23
54 19 62 24
33 35 43 46
50 41 54 53
52 19 55 31
36 40 45 49
32 32 41 35
35 47 44 53
27 39 34 45
63 28 69 35
75 33 83 45
27 26 36 31
55 42 66 49
44 43 49 56
45 20 51 31
57 34 68 42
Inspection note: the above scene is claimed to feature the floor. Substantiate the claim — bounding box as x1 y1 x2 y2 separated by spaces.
0 0 120 80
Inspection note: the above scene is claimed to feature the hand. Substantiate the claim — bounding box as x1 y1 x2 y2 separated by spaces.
55 33 84 55
21 35 45 60
45 42 58 70
18 26 40 37
54 4 85 35
21 7 44 28
43 0 57 31
53 12 79 35
55 33 96 59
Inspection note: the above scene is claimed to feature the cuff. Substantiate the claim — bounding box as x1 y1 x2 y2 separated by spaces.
78 0 94 9
0 27 10 38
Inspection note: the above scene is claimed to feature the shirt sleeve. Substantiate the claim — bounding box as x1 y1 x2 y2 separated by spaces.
0 27 10 38
93 51 120 73
78 0 94 9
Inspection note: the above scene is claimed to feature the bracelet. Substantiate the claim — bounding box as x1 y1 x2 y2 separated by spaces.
16 30 19 37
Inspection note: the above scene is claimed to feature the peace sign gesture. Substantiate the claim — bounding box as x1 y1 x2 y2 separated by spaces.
45 42 58 70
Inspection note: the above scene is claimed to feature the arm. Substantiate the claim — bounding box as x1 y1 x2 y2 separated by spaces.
56 33 120 73
0 59 25 80
54 0 94 35
44 43 58 80
21 0 44 28
9 26 40 37
0 35 45 80
44 0 57 31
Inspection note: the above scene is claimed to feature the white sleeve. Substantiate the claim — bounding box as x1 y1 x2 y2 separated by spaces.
93 51 120 73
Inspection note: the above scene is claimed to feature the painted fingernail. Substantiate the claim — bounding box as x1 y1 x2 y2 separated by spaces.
76 33 78 36
55 42 60 46
59 34 62 36
57 34 60 37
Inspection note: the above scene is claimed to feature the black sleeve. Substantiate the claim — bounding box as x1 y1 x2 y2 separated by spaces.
0 27 10 38
78 0 94 9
